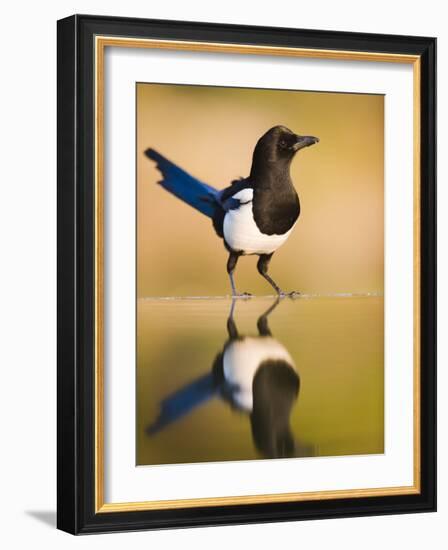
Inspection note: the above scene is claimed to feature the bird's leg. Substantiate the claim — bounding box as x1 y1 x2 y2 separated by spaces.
257 254 300 298
227 252 251 298
256 254 281 294
227 298 239 339
257 296 281 336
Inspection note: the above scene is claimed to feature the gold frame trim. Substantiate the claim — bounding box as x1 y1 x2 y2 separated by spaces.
94 36 421 514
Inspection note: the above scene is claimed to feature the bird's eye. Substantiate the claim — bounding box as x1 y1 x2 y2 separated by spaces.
279 140 287 149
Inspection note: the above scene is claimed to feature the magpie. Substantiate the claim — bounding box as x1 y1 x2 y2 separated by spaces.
145 126 319 297
147 298 306 459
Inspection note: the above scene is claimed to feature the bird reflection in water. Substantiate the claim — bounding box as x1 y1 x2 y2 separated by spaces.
147 298 313 460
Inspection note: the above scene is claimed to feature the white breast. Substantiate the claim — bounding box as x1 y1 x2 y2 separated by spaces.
222 337 295 411
223 189 295 255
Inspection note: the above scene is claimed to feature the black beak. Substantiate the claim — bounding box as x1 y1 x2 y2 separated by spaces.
292 135 319 152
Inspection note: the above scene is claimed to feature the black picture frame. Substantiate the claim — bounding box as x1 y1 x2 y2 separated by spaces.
57 14 436 534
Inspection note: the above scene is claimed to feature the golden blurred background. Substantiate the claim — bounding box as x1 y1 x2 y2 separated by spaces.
137 84 384 297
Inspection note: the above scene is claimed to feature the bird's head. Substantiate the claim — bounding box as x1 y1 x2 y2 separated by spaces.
252 125 319 168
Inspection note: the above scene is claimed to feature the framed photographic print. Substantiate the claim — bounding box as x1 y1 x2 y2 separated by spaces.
57 14 436 534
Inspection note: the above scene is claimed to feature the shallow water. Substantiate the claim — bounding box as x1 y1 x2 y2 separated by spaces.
137 296 384 466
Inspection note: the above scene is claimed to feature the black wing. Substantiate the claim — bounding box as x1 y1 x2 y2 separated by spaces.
212 178 253 238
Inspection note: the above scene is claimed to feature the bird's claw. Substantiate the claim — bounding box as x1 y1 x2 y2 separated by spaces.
278 290 300 299
233 292 252 299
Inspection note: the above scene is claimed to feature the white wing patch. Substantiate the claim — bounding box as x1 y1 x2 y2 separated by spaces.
231 188 253 203
223 189 295 255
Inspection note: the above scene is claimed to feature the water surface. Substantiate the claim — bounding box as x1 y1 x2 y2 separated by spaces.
137 296 384 466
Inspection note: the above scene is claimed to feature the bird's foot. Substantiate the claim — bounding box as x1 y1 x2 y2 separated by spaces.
233 292 252 299
278 290 300 299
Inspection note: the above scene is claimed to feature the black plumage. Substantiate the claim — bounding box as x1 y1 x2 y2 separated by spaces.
145 125 318 296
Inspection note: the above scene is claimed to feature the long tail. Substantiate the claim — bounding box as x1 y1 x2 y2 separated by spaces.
145 148 219 218
146 373 217 435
